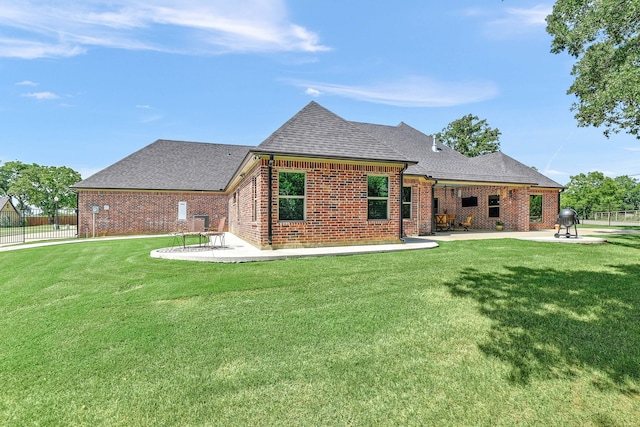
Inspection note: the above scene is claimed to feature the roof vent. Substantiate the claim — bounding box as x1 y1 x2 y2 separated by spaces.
432 136 442 152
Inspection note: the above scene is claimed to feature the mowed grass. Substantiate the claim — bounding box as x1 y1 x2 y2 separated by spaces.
1 235 639 426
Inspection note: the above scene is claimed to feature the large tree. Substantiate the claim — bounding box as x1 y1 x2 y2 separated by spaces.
4 163 81 216
561 171 639 217
546 0 640 138
0 161 32 210
435 114 501 157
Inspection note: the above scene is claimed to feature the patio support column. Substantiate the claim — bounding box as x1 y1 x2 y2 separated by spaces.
430 178 437 235
557 189 563 214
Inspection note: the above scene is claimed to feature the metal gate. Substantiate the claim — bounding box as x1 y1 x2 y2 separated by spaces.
0 208 78 245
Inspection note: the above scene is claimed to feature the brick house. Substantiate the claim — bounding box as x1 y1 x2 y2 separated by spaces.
73 102 563 248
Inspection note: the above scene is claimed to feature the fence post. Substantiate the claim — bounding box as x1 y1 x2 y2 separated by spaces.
22 210 26 243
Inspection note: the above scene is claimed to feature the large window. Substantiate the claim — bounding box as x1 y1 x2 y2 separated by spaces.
530 194 542 223
402 186 412 219
278 172 305 221
368 175 389 220
488 194 500 218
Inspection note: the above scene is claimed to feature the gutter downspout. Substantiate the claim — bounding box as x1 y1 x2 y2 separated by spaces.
267 155 274 246
400 163 407 241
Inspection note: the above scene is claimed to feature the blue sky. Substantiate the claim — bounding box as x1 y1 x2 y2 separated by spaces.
1 0 639 185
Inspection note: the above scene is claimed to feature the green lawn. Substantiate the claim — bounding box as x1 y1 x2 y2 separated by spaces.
1 235 639 426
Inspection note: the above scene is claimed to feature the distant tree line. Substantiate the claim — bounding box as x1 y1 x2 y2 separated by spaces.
0 161 81 219
562 171 640 218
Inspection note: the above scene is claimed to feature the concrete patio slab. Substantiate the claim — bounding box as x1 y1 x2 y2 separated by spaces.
150 233 440 263
149 228 616 263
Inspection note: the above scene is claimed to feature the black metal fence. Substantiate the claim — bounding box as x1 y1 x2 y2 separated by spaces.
0 208 78 245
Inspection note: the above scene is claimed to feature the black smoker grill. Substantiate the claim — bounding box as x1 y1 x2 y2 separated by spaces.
554 208 580 238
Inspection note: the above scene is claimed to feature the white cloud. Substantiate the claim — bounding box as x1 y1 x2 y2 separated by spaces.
136 104 152 109
289 76 499 107
482 4 552 38
22 91 60 100
16 80 38 86
505 5 550 26
0 0 329 59
0 37 86 59
305 88 321 97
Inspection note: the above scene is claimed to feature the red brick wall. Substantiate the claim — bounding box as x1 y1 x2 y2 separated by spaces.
530 188 561 230
228 163 267 248
76 190 228 236
232 159 405 249
402 177 434 236
77 178 559 241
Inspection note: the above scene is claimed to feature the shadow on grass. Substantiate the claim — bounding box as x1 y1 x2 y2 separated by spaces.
446 263 640 395
604 233 640 250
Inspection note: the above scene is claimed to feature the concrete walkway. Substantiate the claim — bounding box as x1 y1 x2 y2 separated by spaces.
150 228 613 263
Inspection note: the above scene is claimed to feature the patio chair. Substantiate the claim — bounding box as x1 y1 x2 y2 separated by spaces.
446 214 456 230
435 214 448 232
207 217 226 248
189 217 206 233
459 214 474 231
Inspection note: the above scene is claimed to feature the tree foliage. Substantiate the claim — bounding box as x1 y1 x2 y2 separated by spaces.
614 175 640 209
0 162 81 215
0 161 29 199
561 171 640 217
546 0 640 138
435 114 501 157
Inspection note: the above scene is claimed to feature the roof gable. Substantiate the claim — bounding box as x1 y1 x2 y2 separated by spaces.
469 152 563 188
73 140 252 191
351 121 562 187
1 196 17 212
256 101 413 163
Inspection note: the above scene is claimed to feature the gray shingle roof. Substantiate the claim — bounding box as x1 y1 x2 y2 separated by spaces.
73 102 562 192
468 152 563 188
351 121 563 188
73 140 252 191
255 101 414 163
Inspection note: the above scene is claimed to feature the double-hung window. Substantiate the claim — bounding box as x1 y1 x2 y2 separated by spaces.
488 194 500 218
368 175 389 220
402 186 412 219
278 172 305 221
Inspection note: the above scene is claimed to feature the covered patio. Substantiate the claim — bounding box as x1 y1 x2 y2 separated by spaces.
426 181 561 233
